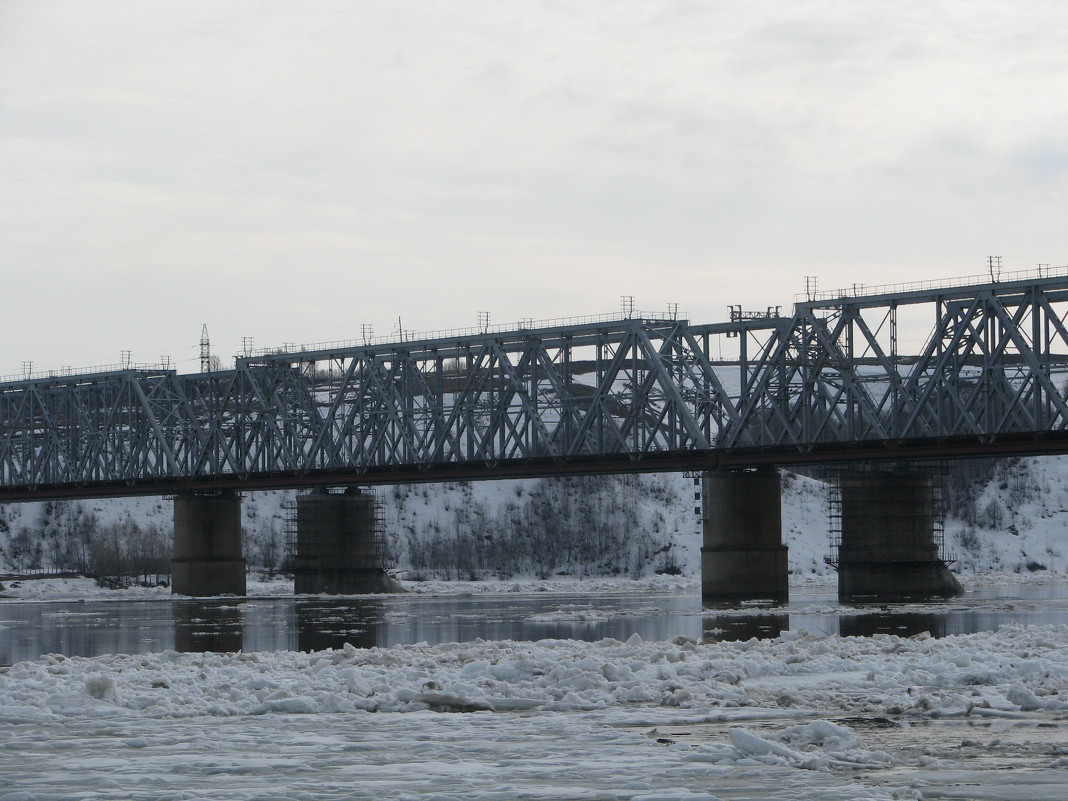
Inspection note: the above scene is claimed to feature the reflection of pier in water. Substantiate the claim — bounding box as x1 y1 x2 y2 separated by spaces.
170 599 390 654
7 583 1064 665
296 600 384 652
838 611 947 639
173 601 244 653
701 607 951 642
703 612 788 642
166 599 970 654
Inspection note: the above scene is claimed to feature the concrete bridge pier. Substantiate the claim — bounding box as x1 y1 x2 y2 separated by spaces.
292 487 401 594
833 471 963 602
171 491 247 597
701 467 789 603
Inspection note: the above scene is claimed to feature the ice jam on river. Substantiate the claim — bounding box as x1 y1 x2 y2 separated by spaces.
3 604 1068 800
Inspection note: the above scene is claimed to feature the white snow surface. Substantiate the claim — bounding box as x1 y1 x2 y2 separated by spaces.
4 623 1068 799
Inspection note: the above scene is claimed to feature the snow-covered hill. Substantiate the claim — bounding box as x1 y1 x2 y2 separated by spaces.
2 456 1067 579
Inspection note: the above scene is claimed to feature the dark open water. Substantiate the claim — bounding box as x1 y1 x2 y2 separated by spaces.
2 582 1067 665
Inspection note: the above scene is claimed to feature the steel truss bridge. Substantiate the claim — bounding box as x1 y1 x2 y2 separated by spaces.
5 268 1068 501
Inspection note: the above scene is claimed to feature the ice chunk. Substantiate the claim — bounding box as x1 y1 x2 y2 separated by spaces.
1006 683 1068 711
412 691 494 712
779 719 859 751
729 727 805 762
249 696 319 714
83 674 116 701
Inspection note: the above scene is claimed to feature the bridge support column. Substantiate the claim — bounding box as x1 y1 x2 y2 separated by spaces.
833 472 963 602
171 491 246 597
292 487 401 595
701 467 789 603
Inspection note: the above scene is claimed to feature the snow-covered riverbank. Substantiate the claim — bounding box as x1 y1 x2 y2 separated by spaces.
5 568 1068 603
0 573 710 602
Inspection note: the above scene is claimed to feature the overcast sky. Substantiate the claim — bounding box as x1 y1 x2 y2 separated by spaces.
2 0 1067 376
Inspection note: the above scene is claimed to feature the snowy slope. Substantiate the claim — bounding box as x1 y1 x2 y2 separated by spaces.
943 455 1068 575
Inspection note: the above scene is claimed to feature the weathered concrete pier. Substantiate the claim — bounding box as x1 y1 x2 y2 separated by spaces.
831 470 963 602
701 467 789 603
291 487 400 595
170 491 246 597
700 465 963 606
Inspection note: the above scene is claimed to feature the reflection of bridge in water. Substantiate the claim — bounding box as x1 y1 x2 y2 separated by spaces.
4 266 1068 603
6 587 1066 664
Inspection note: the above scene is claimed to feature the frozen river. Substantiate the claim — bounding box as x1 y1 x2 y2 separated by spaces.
2 578 1068 800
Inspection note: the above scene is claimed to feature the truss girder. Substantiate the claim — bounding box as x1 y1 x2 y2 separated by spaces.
7 277 1068 495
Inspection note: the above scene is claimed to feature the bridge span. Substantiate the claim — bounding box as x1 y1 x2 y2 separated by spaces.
3 266 1068 601
5 267 1068 500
